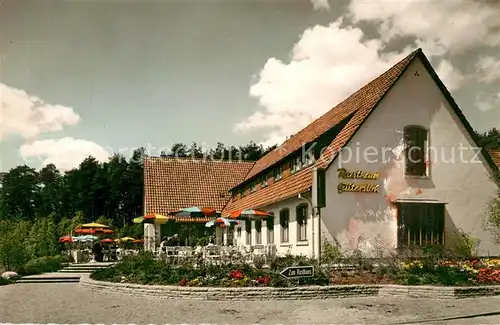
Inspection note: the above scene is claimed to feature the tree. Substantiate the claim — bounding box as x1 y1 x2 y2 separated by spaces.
37 164 62 221
475 128 500 150
0 165 40 220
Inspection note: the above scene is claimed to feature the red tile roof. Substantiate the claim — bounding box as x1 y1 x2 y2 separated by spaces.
489 149 500 168
243 49 421 181
222 167 313 215
144 157 254 215
223 49 420 213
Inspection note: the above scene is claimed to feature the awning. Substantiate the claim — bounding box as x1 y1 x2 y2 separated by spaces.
395 199 448 204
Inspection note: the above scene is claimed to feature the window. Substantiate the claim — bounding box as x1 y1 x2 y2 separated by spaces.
305 150 315 166
255 219 262 244
404 126 428 177
237 187 245 198
273 165 283 181
227 227 235 246
291 156 302 173
237 227 242 237
245 220 252 245
296 204 308 241
250 181 257 193
397 203 445 247
267 215 274 244
261 175 268 188
279 208 290 243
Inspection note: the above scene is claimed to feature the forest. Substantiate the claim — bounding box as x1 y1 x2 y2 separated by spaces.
0 129 498 226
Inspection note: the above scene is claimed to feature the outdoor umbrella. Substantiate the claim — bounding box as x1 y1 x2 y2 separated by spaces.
100 238 114 244
139 214 171 224
132 239 144 244
173 207 218 217
74 222 113 234
227 208 273 219
115 237 135 243
73 235 98 242
59 235 73 243
205 217 239 228
74 228 113 234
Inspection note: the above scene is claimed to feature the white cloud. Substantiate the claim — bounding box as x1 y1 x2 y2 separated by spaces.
348 0 500 56
235 19 407 145
475 92 500 113
19 137 111 171
435 60 466 91
476 56 500 83
237 0 500 145
310 0 329 11
0 83 81 141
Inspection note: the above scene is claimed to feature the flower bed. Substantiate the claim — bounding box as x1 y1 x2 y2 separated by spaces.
90 252 500 287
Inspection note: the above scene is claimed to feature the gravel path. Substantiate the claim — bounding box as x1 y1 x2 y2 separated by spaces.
1 283 500 324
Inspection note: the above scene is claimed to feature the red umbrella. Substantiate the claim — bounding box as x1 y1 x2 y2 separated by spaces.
227 208 273 219
59 235 72 243
132 239 144 244
173 207 218 217
100 238 114 243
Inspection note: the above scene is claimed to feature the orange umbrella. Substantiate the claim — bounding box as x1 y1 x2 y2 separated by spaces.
100 238 114 243
227 208 273 219
132 239 144 244
59 235 73 243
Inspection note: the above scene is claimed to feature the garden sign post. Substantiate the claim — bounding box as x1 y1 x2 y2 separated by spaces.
280 266 314 279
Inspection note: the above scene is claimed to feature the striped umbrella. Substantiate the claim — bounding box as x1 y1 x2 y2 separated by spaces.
173 207 218 217
205 217 239 228
139 214 171 224
227 208 273 219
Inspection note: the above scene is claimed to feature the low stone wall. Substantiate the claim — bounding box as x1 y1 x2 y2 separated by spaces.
80 276 500 300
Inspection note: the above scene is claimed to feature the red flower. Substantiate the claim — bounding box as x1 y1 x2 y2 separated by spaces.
179 278 188 286
256 275 272 286
229 270 244 280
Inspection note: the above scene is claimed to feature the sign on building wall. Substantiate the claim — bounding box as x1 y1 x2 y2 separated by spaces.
337 168 380 194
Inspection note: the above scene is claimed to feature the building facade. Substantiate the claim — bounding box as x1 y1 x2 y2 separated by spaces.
224 49 500 257
144 48 500 257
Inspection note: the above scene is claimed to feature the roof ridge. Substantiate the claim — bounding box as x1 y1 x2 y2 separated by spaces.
241 48 421 182
145 156 255 164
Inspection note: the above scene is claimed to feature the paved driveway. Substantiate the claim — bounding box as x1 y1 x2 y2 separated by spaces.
1 283 500 324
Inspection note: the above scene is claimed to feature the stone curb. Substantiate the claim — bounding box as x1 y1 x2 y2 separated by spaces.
80 275 500 300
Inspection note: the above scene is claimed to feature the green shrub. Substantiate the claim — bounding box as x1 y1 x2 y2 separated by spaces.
21 255 69 275
0 277 11 286
91 252 330 287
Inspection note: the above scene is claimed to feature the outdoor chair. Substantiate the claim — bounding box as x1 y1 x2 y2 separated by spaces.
252 245 267 266
164 246 179 262
204 245 222 265
177 246 193 259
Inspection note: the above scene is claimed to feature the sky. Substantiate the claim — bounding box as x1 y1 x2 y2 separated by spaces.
1 0 499 172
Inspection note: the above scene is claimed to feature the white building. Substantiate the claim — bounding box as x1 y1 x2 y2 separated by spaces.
223 48 500 258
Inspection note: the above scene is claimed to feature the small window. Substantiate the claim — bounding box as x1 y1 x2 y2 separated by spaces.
296 204 308 241
255 219 262 244
291 156 302 173
404 126 428 177
305 151 315 166
273 165 283 181
250 181 257 193
279 208 290 243
261 175 268 188
267 215 274 244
